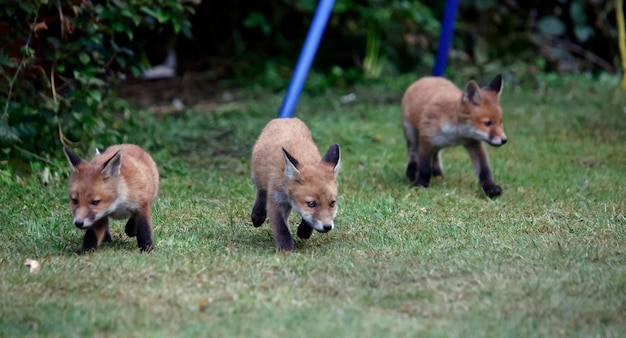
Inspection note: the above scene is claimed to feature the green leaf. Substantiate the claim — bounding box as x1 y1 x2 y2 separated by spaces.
537 16 565 37
88 90 102 102
140 6 170 23
78 52 90 64
569 0 587 25
0 53 17 68
574 25 594 43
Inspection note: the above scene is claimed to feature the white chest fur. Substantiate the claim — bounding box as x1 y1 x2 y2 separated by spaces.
430 123 488 147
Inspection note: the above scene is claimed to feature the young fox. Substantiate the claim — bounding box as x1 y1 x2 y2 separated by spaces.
402 74 506 198
250 118 340 251
63 144 159 252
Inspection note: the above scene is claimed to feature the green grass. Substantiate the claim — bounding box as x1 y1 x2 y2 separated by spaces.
1 73 625 337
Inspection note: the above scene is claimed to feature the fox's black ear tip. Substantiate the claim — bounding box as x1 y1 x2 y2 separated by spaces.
327 144 340 157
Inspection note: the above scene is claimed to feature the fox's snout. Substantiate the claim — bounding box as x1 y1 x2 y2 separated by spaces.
489 135 507 147
308 219 334 233
72 213 94 229
320 223 333 233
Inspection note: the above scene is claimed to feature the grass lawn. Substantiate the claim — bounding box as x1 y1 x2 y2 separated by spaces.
0 73 624 337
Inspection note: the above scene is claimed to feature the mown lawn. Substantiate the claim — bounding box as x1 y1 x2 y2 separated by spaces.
0 73 624 337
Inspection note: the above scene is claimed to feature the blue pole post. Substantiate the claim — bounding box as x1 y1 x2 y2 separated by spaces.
432 0 460 76
277 0 336 118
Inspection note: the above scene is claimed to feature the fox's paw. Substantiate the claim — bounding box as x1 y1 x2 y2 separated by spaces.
139 244 154 252
138 237 153 252
413 178 430 188
77 247 96 255
276 238 295 252
251 204 267 227
297 220 314 239
251 212 266 227
482 182 502 198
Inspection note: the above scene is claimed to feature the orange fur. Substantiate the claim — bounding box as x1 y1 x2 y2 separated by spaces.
251 118 340 251
64 144 159 252
401 75 507 198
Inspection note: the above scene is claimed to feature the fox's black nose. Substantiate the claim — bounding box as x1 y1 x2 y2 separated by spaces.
323 224 332 232
501 138 508 145
74 220 84 227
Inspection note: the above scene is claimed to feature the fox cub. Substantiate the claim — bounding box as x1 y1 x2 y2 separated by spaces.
402 74 507 198
63 144 159 252
251 118 340 251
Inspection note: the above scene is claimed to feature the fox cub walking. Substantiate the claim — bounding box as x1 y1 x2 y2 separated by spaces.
251 118 340 251
63 144 159 252
402 74 507 198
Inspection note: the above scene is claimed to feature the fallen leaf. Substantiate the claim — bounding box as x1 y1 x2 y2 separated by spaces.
24 259 41 274
198 299 208 312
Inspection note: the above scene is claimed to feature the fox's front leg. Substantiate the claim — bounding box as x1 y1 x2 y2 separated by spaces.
267 200 294 251
80 218 110 253
125 218 137 237
297 219 314 239
251 188 267 227
465 142 502 198
135 206 154 251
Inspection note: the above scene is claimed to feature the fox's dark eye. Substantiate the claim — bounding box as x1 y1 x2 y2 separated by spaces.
330 201 336 208
71 198 78 205
307 201 317 208
484 120 493 127
90 200 101 206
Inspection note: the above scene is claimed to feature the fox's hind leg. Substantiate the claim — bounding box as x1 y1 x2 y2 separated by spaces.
403 120 420 181
414 141 434 188
135 206 154 252
125 218 137 237
251 188 268 227
297 219 314 239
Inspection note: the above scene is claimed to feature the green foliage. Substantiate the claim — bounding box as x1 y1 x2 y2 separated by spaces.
454 0 618 75
0 0 194 163
0 75 624 336
217 0 439 88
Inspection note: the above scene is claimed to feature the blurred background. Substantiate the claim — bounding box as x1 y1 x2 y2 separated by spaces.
0 0 624 164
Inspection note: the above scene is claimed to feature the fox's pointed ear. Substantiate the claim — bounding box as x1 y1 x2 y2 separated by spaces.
462 80 482 106
322 144 340 176
101 150 122 178
488 74 503 97
63 147 84 173
282 148 301 182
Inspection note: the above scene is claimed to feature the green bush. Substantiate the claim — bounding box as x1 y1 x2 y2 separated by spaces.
0 0 194 164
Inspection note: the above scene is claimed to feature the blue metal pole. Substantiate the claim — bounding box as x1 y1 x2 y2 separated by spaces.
432 0 460 76
277 0 335 118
